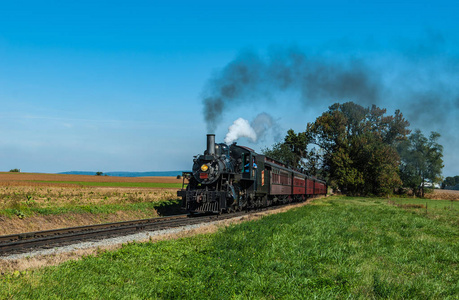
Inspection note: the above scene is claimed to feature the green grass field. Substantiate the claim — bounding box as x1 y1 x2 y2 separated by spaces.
388 197 458 228
1 196 458 299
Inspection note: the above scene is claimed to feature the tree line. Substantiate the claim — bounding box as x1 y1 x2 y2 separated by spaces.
442 176 459 189
263 102 444 197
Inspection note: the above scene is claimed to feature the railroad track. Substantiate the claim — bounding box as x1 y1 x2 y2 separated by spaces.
0 201 310 257
0 211 249 256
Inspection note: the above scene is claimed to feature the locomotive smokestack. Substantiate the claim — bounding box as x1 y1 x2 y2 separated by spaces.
207 134 216 155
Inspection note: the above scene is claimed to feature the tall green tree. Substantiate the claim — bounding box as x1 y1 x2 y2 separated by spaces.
398 130 444 197
305 102 410 195
261 141 299 167
304 148 323 178
263 102 444 197
262 129 312 167
263 102 411 195
282 129 309 167
262 135 324 177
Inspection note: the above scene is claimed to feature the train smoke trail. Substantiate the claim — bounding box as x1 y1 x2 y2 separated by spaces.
202 47 382 132
250 112 280 142
224 113 279 145
203 36 459 176
202 41 459 132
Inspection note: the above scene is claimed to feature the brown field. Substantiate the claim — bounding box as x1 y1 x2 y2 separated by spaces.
425 189 459 201
0 172 184 235
0 172 183 187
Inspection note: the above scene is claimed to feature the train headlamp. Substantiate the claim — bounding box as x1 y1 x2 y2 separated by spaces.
200 164 209 172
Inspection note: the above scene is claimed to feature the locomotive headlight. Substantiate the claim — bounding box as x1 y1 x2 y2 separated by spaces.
200 164 209 172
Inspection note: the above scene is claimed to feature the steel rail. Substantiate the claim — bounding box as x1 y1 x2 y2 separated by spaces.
0 200 311 256
0 212 249 255
0 215 188 244
0 215 191 255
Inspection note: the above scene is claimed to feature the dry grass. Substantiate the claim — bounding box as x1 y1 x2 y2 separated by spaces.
0 185 177 209
0 211 161 235
388 200 426 209
0 172 185 189
0 173 184 235
0 185 178 235
425 189 459 201
0 172 181 210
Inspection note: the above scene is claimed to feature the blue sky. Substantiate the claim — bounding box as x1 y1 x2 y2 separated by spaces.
1 0 458 177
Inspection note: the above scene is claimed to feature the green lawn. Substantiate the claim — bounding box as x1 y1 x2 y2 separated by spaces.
388 197 458 228
1 196 458 299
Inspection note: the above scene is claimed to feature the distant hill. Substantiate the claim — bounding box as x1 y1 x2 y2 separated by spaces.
59 171 187 177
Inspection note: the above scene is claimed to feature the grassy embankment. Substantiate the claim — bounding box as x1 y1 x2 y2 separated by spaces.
1 196 457 299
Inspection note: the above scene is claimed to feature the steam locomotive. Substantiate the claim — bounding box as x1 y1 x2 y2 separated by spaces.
178 134 327 214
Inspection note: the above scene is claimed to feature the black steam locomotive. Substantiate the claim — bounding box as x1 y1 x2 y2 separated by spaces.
178 134 327 214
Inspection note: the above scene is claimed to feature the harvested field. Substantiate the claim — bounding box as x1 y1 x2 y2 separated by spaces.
0 172 184 188
0 173 184 235
0 186 178 207
425 189 459 200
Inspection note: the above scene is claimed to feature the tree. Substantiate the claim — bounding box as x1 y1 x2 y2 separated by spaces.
95 171 103 176
304 148 324 178
398 130 444 197
263 102 411 195
261 141 300 168
442 176 459 188
283 129 310 167
305 102 410 195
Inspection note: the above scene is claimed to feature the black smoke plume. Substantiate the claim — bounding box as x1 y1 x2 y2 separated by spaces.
202 47 382 132
201 40 459 176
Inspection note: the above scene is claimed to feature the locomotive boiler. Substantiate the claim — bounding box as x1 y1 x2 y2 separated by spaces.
178 134 327 214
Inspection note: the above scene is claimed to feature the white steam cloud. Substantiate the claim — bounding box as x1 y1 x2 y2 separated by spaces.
224 118 257 145
224 113 279 145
